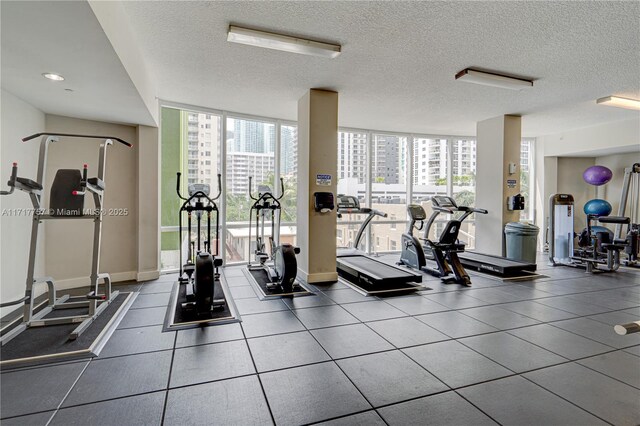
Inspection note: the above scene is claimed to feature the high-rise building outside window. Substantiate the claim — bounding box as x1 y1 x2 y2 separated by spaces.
160 107 222 271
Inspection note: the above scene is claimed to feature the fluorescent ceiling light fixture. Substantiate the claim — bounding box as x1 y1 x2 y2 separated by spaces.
227 25 341 58
455 68 533 90
596 96 640 111
42 72 65 81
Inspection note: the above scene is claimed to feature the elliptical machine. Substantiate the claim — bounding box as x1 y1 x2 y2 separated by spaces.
399 196 487 286
247 177 300 293
176 172 224 317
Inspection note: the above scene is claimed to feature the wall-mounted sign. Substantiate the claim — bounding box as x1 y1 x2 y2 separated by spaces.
507 179 517 188
316 174 332 186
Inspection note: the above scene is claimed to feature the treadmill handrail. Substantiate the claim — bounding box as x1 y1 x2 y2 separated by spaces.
338 204 387 249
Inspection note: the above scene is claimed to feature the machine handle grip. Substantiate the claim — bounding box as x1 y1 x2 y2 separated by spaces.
248 176 258 200
22 132 132 147
176 172 187 200
277 177 285 200
1 162 18 195
433 206 455 214
474 208 488 214
371 209 388 218
213 174 222 200
9 162 17 185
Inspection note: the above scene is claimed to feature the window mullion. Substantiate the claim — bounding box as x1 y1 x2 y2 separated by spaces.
446 138 454 197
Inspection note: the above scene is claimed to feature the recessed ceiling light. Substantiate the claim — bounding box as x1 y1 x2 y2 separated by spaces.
42 73 65 81
227 25 341 58
596 96 640 111
455 68 533 91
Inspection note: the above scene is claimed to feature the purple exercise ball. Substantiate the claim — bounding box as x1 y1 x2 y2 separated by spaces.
583 165 613 186
584 199 612 216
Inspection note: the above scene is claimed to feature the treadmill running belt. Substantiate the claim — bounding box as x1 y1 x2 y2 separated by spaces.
339 256 416 280
458 251 536 277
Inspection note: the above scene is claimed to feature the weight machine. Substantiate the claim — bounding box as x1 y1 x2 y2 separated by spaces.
0 133 131 344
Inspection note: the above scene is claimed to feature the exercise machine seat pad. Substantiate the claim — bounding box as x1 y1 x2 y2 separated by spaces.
87 177 105 190
50 169 84 216
15 177 43 191
438 220 462 245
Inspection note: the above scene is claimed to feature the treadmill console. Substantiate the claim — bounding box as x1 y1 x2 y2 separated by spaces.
407 204 427 220
431 195 457 209
337 194 360 211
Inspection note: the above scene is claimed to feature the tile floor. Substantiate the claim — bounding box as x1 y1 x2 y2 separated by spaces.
2 254 640 425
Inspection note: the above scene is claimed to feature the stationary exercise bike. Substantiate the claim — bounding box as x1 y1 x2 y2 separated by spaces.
399 196 487 286
176 172 224 317
247 177 300 293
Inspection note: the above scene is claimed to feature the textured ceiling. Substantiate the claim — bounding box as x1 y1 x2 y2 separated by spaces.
121 1 640 136
0 1 155 126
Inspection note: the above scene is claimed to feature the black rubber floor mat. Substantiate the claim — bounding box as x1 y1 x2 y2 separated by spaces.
0 292 135 369
245 268 313 300
164 278 239 331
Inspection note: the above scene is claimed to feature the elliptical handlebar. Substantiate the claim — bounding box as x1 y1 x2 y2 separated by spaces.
213 174 222 201
176 172 222 204
249 176 285 203
278 177 285 201
176 172 187 200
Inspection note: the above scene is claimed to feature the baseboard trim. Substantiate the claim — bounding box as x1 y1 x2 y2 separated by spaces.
306 271 339 284
137 270 160 281
54 271 137 291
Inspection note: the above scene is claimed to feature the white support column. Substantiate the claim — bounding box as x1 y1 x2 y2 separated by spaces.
475 115 522 256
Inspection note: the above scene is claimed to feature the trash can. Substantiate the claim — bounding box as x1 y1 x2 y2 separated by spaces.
505 222 540 264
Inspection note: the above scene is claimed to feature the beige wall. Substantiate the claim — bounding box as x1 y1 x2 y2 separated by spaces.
595 153 640 220
297 89 339 283
0 90 46 317
43 115 139 288
136 125 160 280
556 157 596 231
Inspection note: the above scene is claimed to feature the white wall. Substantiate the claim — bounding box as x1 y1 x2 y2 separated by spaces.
540 117 639 157
0 90 46 317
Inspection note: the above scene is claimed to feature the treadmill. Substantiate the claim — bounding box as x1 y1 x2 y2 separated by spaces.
427 197 537 279
336 195 424 295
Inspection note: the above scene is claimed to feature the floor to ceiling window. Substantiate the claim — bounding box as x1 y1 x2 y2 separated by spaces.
161 102 536 269
225 116 276 264
336 131 368 250
411 137 449 242
370 134 408 254
520 138 535 221
160 106 222 271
